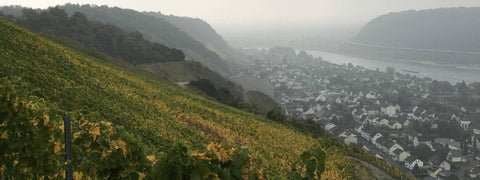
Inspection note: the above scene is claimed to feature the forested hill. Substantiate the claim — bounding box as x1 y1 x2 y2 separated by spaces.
11 7 184 64
1 6 249 102
60 4 231 75
354 7 480 52
0 17 355 178
145 12 247 64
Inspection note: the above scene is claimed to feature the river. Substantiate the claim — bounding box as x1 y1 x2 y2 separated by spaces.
305 50 480 84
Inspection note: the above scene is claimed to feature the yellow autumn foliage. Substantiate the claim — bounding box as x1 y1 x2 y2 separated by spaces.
0 18 355 179
146 154 157 164
73 171 83 180
1 131 8 140
43 114 50 126
90 125 100 141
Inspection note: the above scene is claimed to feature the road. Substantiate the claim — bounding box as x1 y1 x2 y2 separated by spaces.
349 156 394 180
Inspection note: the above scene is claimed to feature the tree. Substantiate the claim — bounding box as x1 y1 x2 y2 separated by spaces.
412 164 421 176
14 8 184 64
472 82 480 95
397 88 411 108
456 81 470 96
474 135 479 155
386 67 395 75
266 109 286 123
413 144 433 161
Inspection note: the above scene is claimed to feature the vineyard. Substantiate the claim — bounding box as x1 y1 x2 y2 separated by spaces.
0 18 354 178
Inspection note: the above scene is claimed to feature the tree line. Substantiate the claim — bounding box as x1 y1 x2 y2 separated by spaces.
3 7 185 64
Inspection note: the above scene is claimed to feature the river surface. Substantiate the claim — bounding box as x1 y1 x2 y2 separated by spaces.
305 50 480 84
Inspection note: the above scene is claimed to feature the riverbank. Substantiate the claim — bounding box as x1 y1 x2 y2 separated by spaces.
303 49 480 83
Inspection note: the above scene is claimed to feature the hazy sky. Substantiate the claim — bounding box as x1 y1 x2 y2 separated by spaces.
2 0 480 28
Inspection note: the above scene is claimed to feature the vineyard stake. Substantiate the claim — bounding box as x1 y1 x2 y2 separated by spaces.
64 116 73 180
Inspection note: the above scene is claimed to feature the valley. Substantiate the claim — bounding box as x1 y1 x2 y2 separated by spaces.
2 2 480 179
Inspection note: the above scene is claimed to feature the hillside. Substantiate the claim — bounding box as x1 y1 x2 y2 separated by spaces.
16 7 184 64
0 18 354 178
60 4 231 77
354 7 480 52
57 4 276 96
145 12 247 64
1 7 244 100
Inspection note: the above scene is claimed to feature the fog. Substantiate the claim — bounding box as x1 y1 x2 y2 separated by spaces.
3 1 480 27
2 0 480 46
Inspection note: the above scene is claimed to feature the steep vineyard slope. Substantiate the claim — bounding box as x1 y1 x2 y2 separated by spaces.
0 18 353 178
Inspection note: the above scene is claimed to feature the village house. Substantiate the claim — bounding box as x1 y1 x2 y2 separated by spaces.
404 129 421 141
436 170 458 180
375 137 393 153
470 166 480 179
372 133 383 144
428 155 442 167
383 105 397 117
413 135 432 148
388 143 404 156
391 149 403 161
405 156 424 170
439 161 451 171
398 151 411 162
434 138 461 150
357 125 376 142
343 134 358 145
460 119 471 129
447 150 466 163
324 123 336 132
378 118 389 127
364 116 379 126
366 106 380 116
388 120 403 129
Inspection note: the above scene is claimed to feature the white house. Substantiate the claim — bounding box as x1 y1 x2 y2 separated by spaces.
366 117 379 126
460 120 471 129
375 138 392 153
470 167 480 179
388 144 404 156
378 119 389 127
315 95 326 102
388 121 402 129
434 138 460 150
405 129 421 141
372 133 383 144
391 149 403 161
344 134 357 146
365 93 376 99
395 104 401 112
399 151 411 162
439 161 451 171
447 150 466 163
414 135 432 148
385 105 397 117
358 126 375 142
324 123 336 132
405 157 424 170
451 114 460 121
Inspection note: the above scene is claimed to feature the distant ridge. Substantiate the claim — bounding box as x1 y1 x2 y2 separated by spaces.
347 7 480 64
144 12 247 64
61 4 231 76
354 7 480 52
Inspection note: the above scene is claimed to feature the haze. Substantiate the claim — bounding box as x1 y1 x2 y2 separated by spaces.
3 0 480 45
2 0 480 26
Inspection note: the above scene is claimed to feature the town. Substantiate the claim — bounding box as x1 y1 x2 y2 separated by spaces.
239 46 480 179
